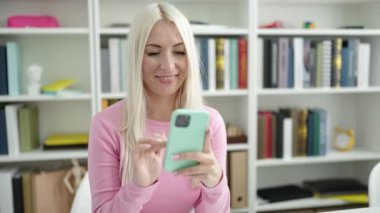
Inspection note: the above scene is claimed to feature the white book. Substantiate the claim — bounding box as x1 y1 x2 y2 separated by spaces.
5 104 23 156
208 38 216 91
109 38 121 93
322 40 332 87
283 118 293 160
293 37 304 89
257 38 264 89
0 168 17 213
357 43 371 88
224 39 230 91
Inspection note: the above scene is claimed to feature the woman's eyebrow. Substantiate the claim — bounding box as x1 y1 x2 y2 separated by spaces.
173 42 184 47
146 44 161 48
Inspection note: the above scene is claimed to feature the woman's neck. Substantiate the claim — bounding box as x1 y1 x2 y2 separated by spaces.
146 95 177 122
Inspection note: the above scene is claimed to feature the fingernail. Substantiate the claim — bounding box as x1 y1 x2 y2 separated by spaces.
172 154 179 160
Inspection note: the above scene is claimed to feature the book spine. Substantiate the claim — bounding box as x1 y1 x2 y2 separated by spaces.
199 37 209 90
6 42 21 96
238 38 248 89
5 104 22 156
293 37 304 89
215 38 225 90
0 45 8 95
108 38 120 93
208 38 216 91
332 38 343 87
0 107 9 155
230 38 238 90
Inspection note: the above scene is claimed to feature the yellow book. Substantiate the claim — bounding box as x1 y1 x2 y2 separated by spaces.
44 133 89 146
41 79 76 93
323 194 368 204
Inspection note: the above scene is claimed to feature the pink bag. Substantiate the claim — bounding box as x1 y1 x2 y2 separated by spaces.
7 15 59 28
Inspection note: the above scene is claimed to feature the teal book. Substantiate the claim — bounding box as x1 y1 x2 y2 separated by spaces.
18 106 39 152
229 38 238 90
6 42 21 96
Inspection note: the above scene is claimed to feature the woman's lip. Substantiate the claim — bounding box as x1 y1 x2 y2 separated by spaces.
156 74 179 84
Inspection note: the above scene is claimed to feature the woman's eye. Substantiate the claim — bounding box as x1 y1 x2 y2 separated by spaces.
174 51 186 55
147 52 159 56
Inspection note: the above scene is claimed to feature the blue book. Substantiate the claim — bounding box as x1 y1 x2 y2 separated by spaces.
0 106 9 155
199 37 209 90
288 41 294 88
306 110 314 156
0 46 8 95
6 42 21 96
341 45 350 87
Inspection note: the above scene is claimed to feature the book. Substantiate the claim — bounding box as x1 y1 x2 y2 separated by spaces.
303 178 367 196
258 184 313 203
198 37 209 90
357 43 371 88
6 42 21 96
215 38 225 89
293 37 304 89
0 106 9 155
119 39 128 92
0 45 8 95
229 38 238 90
109 38 121 93
278 37 289 88
5 104 23 156
238 38 248 89
22 171 33 213
44 133 88 148
263 39 272 88
322 40 332 87
228 151 248 208
224 38 230 90
332 38 343 87
0 167 18 213
208 38 216 91
41 79 76 93
12 170 24 213
100 48 111 93
18 106 39 152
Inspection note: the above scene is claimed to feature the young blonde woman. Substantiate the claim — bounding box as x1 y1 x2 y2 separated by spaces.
88 3 230 212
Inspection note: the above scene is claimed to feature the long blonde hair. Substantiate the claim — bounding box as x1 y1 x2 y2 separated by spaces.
121 3 204 185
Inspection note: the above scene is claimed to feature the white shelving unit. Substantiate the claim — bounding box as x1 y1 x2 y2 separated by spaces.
2 0 380 212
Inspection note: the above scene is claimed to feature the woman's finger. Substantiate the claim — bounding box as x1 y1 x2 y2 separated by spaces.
175 164 209 176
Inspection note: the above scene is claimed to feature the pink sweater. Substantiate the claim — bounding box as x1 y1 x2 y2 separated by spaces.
88 100 230 213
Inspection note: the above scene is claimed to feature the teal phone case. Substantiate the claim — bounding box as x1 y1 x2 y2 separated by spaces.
164 109 209 172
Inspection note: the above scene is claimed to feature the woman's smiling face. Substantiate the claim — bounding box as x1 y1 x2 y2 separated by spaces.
142 20 188 99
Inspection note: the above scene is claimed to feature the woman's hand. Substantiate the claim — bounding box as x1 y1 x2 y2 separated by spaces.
132 136 166 187
173 129 223 188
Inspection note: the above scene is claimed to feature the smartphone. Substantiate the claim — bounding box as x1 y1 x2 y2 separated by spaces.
164 109 209 172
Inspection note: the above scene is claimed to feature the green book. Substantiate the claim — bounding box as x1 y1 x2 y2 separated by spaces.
18 106 39 152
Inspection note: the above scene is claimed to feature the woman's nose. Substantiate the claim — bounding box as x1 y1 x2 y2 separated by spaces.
160 52 175 71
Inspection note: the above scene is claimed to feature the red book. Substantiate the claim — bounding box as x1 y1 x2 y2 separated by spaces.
259 111 272 158
238 38 248 89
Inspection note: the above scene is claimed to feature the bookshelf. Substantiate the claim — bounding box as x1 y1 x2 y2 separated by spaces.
1 0 380 212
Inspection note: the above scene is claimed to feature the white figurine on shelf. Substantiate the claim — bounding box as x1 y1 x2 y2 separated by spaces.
64 159 87 194
26 64 43 95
